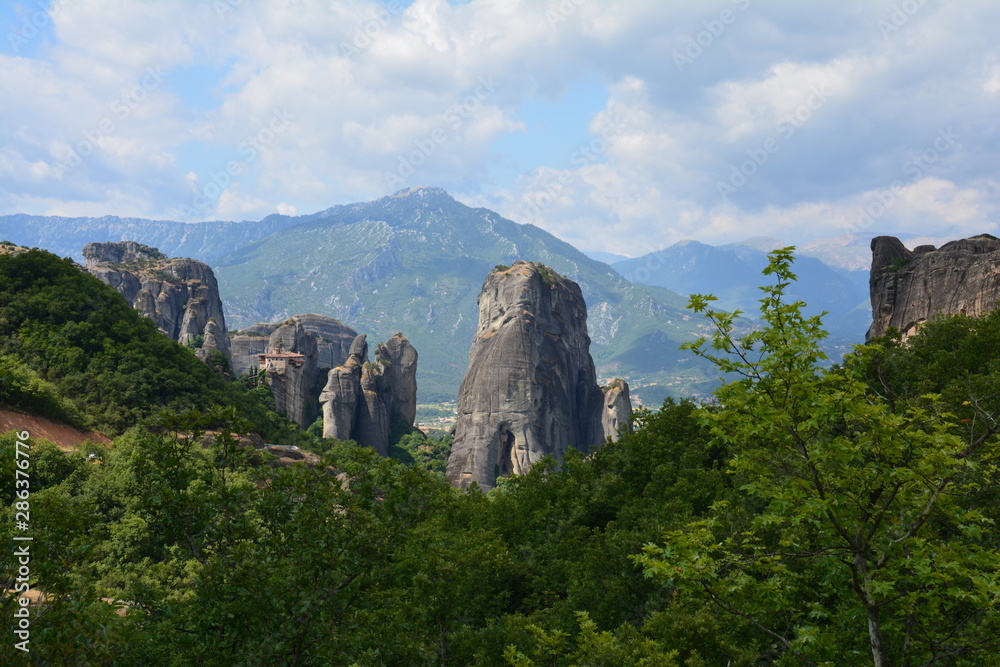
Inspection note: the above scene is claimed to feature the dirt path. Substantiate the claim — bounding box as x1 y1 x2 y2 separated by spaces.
0 409 111 451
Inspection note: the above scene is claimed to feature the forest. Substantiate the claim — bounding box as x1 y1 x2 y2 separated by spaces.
2 248 999 665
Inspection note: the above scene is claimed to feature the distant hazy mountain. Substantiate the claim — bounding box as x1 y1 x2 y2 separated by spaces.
613 239 872 340
799 232 959 273
0 188 720 404
584 250 630 265
0 213 302 264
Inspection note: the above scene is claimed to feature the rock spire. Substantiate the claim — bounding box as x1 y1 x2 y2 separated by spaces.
445 261 631 490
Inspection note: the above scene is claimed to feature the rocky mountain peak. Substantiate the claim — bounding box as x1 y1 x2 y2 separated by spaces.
390 186 452 200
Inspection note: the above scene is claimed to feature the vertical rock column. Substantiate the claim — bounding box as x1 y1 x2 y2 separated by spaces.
445 261 631 491
319 333 418 456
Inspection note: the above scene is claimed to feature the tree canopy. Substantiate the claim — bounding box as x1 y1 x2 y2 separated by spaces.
2 248 999 665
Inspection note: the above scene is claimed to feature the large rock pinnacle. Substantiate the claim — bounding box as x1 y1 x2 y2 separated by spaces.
445 261 631 491
318 333 418 455
82 241 231 364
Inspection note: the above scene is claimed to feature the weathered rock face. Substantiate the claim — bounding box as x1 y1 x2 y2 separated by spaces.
445 261 632 491
229 323 277 377
376 335 419 426
228 315 359 428
294 313 359 370
866 234 1000 340
319 333 418 456
83 240 166 267
356 364 391 454
229 315 358 378
601 378 633 441
263 320 320 429
319 334 368 442
83 241 230 363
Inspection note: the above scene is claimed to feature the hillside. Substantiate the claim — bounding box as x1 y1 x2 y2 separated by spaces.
0 213 301 264
0 248 300 441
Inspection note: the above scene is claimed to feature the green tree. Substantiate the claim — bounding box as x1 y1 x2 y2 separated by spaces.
638 249 1000 666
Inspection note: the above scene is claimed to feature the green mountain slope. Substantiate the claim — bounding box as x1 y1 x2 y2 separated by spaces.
214 187 716 403
0 249 256 434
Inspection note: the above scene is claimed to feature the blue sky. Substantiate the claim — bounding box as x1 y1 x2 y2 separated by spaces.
2 0 1000 256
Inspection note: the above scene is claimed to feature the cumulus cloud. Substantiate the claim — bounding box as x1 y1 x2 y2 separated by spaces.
1 0 1000 253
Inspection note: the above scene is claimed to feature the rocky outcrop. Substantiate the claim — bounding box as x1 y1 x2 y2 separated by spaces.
229 314 360 428
262 320 320 429
319 333 419 455
83 241 230 363
320 336 367 442
229 323 278 377
229 315 358 378
601 378 632 441
83 240 166 266
445 261 632 491
376 335 419 426
866 234 1000 340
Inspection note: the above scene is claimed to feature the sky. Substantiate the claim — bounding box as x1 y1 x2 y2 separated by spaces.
1 0 999 257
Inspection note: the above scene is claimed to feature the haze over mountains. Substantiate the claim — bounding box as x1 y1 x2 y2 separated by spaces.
0 186 891 403
613 239 873 339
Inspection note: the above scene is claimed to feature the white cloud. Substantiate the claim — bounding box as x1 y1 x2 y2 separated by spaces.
1 0 1000 256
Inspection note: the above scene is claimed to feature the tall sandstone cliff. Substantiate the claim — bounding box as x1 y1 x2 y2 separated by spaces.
229 314 360 429
446 261 632 491
83 241 230 363
319 333 418 455
867 234 1000 340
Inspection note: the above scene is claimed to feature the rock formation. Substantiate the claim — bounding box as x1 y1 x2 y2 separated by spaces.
229 314 358 378
866 234 1000 340
320 335 368 442
319 333 419 455
445 261 632 491
601 378 632 441
262 320 320 429
82 241 231 363
229 314 360 429
377 335 419 426
229 322 279 377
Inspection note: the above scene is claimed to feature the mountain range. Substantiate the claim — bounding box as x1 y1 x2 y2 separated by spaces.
612 239 872 338
0 187 881 404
